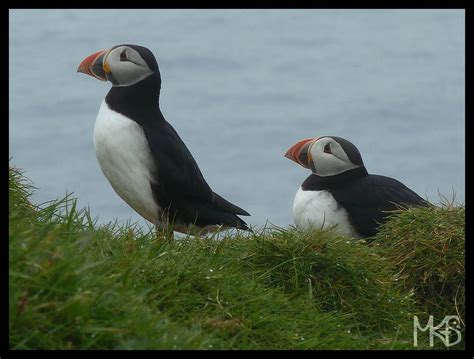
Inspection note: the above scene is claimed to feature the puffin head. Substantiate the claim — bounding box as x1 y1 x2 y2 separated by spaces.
285 136 365 176
77 44 160 87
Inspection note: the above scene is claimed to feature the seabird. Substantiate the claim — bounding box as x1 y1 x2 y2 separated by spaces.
285 136 429 238
77 44 250 234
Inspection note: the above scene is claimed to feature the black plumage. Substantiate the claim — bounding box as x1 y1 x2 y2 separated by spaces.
301 158 429 238
104 47 249 230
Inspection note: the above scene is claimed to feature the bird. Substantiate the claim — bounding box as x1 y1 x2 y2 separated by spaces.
284 136 429 238
77 44 250 234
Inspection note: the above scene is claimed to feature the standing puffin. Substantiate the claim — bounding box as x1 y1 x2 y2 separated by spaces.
284 136 429 238
77 44 249 233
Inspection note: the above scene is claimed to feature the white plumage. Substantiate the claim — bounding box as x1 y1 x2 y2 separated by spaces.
93 100 161 225
292 186 359 238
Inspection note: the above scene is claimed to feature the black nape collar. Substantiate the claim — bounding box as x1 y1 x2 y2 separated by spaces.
301 166 369 191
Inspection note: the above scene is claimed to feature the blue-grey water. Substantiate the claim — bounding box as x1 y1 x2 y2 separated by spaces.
9 9 465 230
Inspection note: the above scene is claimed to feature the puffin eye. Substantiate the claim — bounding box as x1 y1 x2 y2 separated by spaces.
120 49 128 61
323 143 331 154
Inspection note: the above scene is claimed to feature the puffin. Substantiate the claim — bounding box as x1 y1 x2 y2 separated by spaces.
284 136 429 238
77 44 250 233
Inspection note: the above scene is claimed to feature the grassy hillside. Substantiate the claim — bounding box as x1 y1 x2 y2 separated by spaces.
9 165 465 350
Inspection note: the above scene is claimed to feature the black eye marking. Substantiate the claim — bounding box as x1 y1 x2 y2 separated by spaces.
119 49 143 67
120 49 128 61
323 143 331 154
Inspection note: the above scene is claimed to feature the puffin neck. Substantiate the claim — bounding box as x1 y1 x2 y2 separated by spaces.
105 74 163 123
301 166 369 191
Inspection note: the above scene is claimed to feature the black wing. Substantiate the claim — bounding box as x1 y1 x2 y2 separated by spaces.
142 119 249 229
329 174 429 237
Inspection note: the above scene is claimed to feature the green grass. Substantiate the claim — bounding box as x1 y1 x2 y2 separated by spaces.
373 203 465 349
9 165 465 349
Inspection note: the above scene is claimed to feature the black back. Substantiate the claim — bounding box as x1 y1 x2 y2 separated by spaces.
302 169 429 237
105 64 249 229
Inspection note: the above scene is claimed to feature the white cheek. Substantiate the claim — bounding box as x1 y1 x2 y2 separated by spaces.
112 63 153 87
313 155 359 176
314 156 343 175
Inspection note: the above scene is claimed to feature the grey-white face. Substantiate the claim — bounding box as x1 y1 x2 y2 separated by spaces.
308 137 361 176
103 45 154 87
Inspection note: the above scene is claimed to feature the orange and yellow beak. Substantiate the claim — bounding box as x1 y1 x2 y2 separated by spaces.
77 49 111 81
284 137 318 169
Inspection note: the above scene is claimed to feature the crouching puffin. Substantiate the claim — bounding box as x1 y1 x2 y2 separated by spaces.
77 44 249 233
284 136 429 238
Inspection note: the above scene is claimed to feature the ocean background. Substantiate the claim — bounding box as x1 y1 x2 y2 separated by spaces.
9 9 465 230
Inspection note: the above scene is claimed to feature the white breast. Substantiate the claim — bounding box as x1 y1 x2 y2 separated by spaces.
292 187 360 238
93 100 161 225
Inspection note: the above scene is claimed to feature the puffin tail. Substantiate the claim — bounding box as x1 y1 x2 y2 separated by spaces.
212 192 250 216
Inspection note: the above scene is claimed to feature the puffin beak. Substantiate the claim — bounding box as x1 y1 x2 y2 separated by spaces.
284 138 318 169
77 49 110 81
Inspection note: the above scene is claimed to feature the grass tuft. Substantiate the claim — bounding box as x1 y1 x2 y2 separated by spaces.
9 165 464 349
373 205 464 319
372 203 465 348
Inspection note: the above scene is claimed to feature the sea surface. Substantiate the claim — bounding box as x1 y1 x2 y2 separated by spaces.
9 9 465 230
